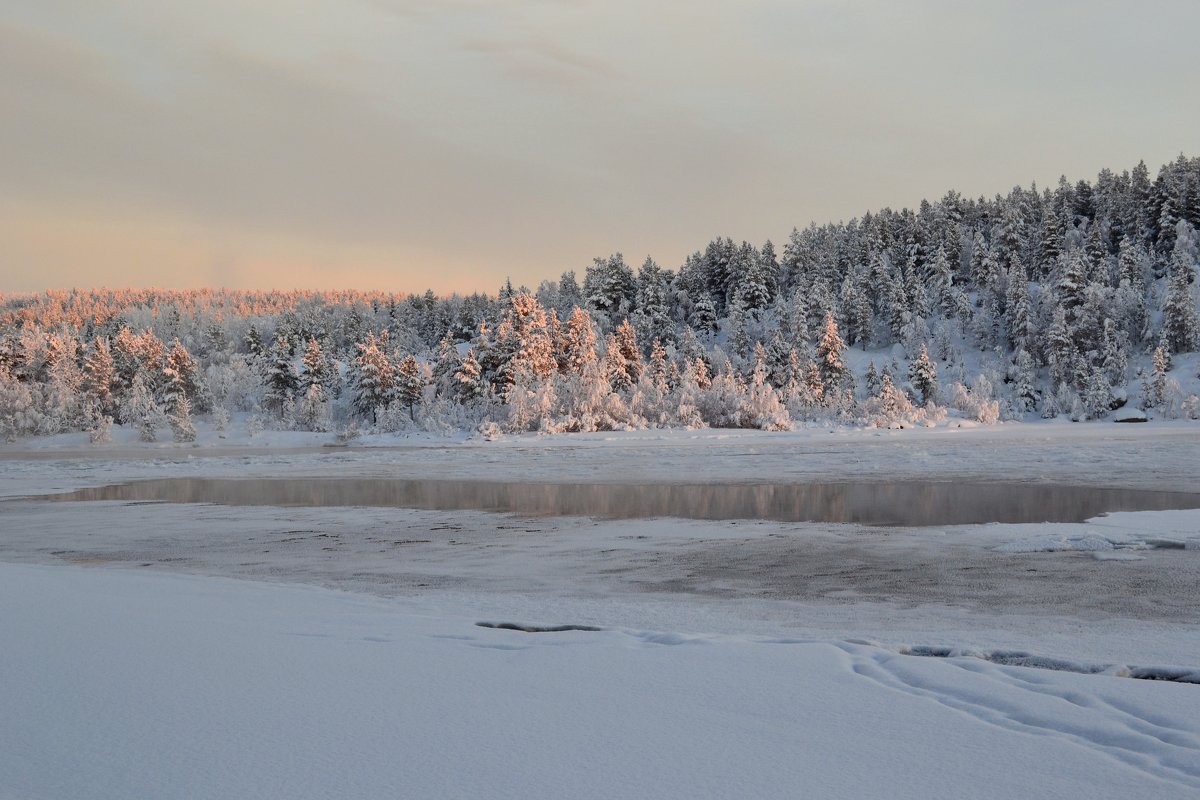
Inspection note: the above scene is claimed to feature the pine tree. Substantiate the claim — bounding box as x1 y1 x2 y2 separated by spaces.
396 355 426 421
297 383 331 432
908 343 938 405
864 361 881 398
299 338 331 395
603 333 633 393
1100 318 1129 384
691 294 718 339
82 337 117 418
352 332 396 422
244 325 265 357
1045 306 1076 388
262 335 299 417
429 334 461 398
494 292 557 390
126 371 161 441
163 338 205 413
1143 345 1169 408
1013 349 1038 412
454 349 490 404
613 319 642 385
815 312 848 393
169 394 197 442
1161 238 1198 353
1004 256 1033 352
740 343 790 430
1082 367 1112 419
561 307 599 375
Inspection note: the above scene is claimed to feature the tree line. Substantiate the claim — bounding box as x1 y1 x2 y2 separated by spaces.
1 155 1198 441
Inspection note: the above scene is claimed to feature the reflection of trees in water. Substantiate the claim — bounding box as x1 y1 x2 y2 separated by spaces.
39 479 1200 527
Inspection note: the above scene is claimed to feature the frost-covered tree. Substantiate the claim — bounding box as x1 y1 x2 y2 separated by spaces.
169 395 197 443
1012 349 1039 412
164 338 205 413
454 349 491 405
429 334 462 399
815 312 848 393
352 332 396 422
396 355 426 422
612 319 641 387
908 343 938 405
296 383 332 432
493 292 557 390
1161 232 1198 353
299 338 333 396
262 336 299 417
1142 345 1170 408
740 344 790 430
561 307 599 375
82 337 118 418
691 293 718 339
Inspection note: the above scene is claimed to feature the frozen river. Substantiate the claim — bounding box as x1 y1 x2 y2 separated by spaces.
28 476 1200 526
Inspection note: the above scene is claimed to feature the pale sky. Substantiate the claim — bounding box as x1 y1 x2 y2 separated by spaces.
2 0 1198 294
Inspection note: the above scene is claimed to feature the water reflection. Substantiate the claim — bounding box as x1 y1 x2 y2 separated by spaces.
30 479 1200 527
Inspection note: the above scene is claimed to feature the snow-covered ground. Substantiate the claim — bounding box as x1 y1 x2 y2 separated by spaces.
2 424 1199 798
4 563 1200 800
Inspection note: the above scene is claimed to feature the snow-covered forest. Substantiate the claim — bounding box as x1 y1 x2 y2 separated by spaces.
2 156 1199 442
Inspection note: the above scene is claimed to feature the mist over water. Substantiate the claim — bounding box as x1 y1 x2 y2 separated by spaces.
33 479 1200 527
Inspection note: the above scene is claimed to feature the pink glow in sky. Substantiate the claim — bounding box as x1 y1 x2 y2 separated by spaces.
3 0 1198 293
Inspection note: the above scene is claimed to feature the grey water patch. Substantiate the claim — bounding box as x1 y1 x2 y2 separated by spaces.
23 477 1200 526
903 645 1200 685
476 622 604 633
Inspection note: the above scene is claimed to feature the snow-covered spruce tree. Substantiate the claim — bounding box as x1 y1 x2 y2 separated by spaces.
297 383 332 432
815 312 848 396
244 325 265 357
560 306 599 375
82 337 118 419
634 256 674 347
1012 349 1039 413
739 344 791 431
1142 345 1170 409
603 333 633 393
169 395 197 443
396 355 426 422
613 319 642 384
127 371 162 442
262 336 299 419
163 338 206 413
1161 231 1198 354
907 343 938 405
429 333 461 399
698 357 744 428
299 338 332 397
453 349 491 405
1082 366 1113 420
1099 318 1129 385
691 293 718 340
492 292 557 392
0 366 39 441
583 253 636 330
87 405 114 444
864 372 914 427
1045 305 1076 389
352 332 396 423
42 335 84 434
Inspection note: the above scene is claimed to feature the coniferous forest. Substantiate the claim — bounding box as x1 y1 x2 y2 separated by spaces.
2 155 1199 442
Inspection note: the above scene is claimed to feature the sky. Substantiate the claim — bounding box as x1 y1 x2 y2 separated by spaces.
2 0 1198 295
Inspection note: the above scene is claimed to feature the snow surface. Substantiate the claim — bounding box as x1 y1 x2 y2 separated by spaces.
2 425 1200 797
4 563 1200 800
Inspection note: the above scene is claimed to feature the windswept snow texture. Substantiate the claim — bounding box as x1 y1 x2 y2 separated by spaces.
3 563 1200 800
